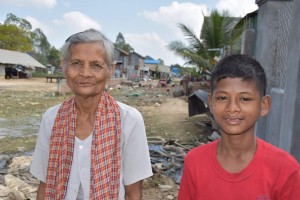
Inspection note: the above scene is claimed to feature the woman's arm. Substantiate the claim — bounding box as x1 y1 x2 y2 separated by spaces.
36 181 46 200
125 180 143 200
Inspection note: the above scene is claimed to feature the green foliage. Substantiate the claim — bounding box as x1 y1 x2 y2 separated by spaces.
1 13 61 66
0 24 32 51
168 9 243 72
47 47 61 66
29 28 53 65
31 71 48 78
115 32 134 52
4 13 32 31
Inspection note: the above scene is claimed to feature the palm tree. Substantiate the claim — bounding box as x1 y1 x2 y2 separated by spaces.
168 9 244 71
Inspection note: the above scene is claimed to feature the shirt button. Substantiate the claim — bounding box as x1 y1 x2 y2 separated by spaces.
79 145 83 150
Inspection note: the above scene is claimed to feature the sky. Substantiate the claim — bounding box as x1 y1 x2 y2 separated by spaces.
0 0 258 66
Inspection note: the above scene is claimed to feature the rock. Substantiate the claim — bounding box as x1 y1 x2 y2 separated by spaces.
4 174 37 197
0 184 25 200
172 88 184 97
158 184 173 191
167 194 174 199
7 156 32 174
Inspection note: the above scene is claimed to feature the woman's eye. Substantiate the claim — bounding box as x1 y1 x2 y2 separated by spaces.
70 61 81 66
91 63 104 70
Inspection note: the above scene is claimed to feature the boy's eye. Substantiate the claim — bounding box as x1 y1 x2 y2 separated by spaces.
240 97 252 101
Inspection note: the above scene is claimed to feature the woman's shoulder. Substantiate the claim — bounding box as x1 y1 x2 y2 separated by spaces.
42 104 61 122
117 101 143 120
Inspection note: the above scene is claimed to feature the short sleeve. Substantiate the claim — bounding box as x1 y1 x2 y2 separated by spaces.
120 106 153 185
280 168 300 199
178 152 197 200
30 105 59 182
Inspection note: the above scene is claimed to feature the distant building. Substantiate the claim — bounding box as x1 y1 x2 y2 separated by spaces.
170 65 180 77
114 48 130 78
144 59 170 79
127 52 145 81
0 49 46 79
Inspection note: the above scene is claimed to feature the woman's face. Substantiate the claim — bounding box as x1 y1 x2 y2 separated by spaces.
62 42 111 98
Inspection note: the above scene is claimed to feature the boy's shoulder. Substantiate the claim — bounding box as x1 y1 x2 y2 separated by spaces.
258 138 299 169
185 140 217 163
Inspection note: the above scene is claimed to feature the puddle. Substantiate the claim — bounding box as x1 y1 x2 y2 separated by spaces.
0 116 40 137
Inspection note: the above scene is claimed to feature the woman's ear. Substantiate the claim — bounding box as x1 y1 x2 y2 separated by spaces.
260 95 271 117
61 60 66 78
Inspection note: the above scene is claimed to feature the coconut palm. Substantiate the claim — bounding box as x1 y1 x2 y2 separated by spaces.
168 9 244 71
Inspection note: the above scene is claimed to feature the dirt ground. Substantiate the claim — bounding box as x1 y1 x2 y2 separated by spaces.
0 78 212 199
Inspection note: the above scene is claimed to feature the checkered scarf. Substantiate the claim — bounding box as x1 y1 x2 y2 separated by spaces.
45 91 121 199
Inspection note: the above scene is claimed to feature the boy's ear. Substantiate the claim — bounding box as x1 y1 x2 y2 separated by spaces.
260 95 271 117
208 94 213 113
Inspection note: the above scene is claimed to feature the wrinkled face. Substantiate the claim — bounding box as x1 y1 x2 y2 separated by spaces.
208 78 270 136
62 42 111 98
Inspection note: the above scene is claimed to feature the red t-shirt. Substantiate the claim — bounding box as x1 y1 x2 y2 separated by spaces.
178 138 300 200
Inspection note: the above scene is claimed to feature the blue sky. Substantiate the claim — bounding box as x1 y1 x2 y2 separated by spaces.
0 0 257 65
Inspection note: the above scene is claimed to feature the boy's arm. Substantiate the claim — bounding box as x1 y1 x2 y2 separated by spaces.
280 168 300 199
178 164 196 200
125 180 143 200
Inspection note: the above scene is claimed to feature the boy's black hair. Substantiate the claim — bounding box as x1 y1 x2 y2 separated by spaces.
210 54 267 96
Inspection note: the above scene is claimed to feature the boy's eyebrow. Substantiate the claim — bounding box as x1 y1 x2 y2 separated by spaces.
214 91 256 94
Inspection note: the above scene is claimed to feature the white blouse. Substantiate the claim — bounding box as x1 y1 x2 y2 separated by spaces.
30 101 153 200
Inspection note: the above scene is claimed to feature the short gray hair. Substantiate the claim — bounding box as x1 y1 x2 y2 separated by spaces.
61 29 115 68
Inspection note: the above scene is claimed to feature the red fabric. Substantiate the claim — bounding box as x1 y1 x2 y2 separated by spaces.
45 91 121 200
178 138 300 200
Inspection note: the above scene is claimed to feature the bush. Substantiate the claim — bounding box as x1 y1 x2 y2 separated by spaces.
31 72 48 78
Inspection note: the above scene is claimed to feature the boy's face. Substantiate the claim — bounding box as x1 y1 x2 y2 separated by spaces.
208 78 271 136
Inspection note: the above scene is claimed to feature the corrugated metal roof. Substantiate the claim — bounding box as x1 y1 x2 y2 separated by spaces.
0 49 46 69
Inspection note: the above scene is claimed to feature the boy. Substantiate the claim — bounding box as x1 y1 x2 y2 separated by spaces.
178 54 300 200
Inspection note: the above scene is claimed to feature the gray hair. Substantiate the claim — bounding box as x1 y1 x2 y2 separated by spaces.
61 29 115 68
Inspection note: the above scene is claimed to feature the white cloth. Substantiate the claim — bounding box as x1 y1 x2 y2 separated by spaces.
30 101 153 200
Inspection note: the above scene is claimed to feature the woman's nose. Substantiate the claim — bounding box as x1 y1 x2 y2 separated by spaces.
79 63 92 76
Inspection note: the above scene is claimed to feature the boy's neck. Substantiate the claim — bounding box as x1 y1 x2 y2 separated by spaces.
216 135 257 173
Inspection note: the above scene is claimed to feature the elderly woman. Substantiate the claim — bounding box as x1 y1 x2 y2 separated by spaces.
30 29 153 200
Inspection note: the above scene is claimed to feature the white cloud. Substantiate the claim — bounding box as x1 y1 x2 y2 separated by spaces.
141 1 208 38
53 11 101 33
26 16 53 35
0 0 56 8
125 32 184 65
216 0 258 17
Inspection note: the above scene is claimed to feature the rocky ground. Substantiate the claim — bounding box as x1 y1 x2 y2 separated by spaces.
0 78 212 200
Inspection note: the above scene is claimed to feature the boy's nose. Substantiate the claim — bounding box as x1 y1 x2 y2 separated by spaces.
226 99 241 113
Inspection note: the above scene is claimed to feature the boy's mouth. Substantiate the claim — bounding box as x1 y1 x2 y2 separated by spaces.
224 117 242 125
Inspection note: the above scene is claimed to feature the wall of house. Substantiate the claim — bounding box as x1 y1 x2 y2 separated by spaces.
254 0 299 161
279 0 300 161
0 65 5 77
